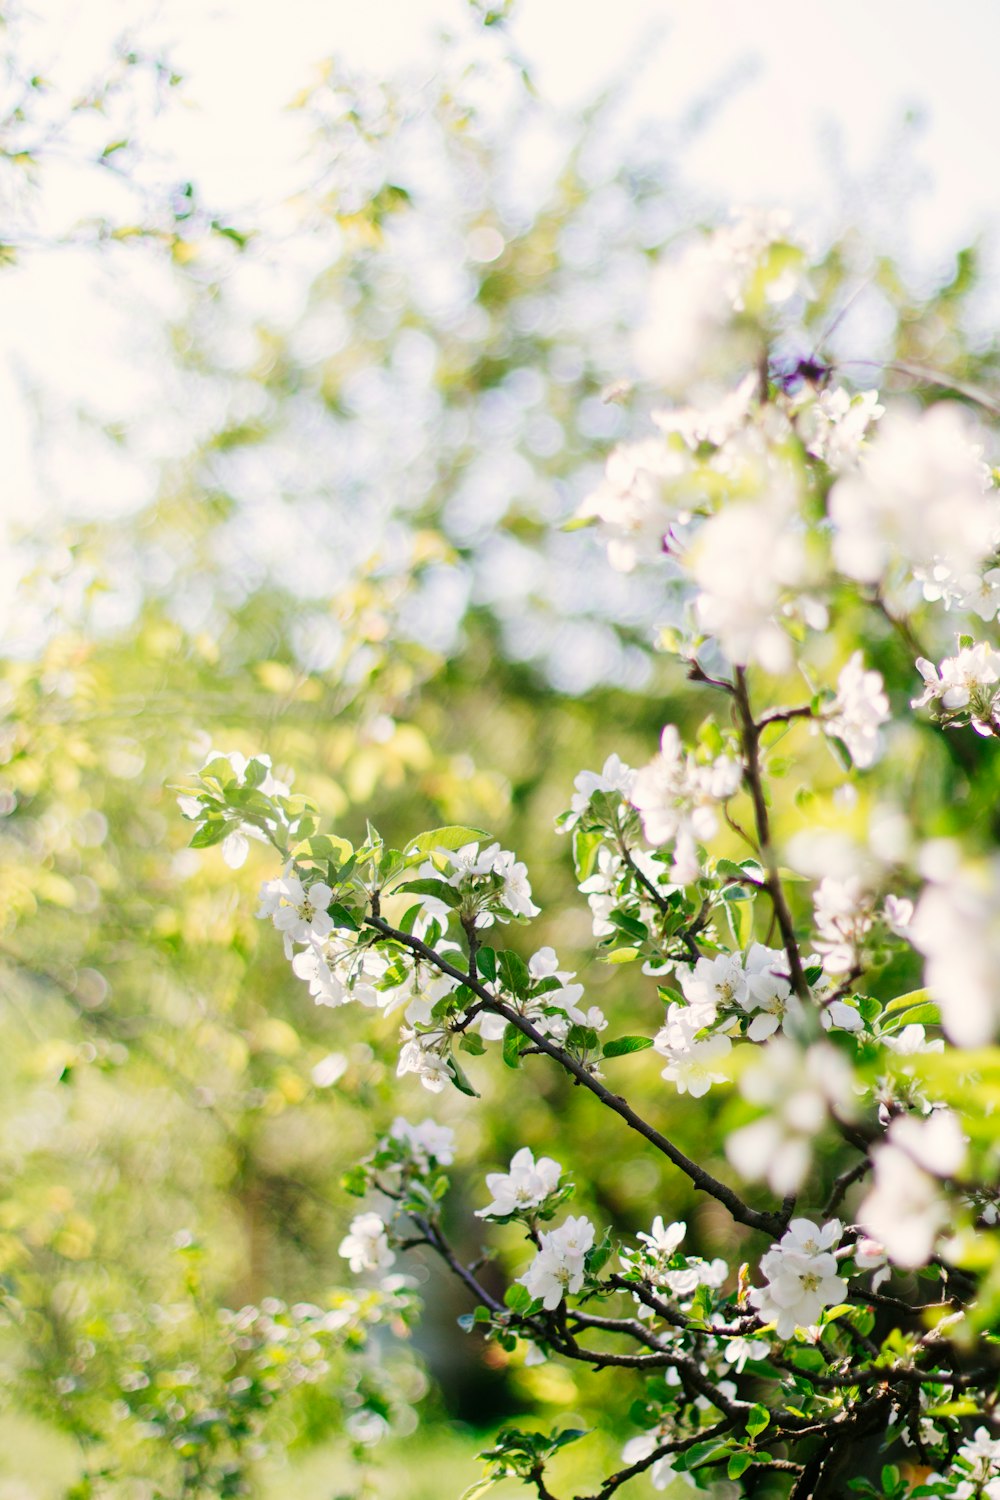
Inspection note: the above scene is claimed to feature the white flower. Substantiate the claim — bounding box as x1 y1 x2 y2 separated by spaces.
713 1321 770 1372
780 1217 844 1257
579 437 691 572
527 948 585 1010
823 653 890 768
656 1032 732 1097
633 213 805 393
883 894 914 933
853 1236 890 1291
630 726 741 882
652 371 759 450
518 1216 595 1310
440 841 501 884
912 641 1000 733
726 1039 854 1194
691 488 811 674
812 875 874 976
879 1022 942 1056
949 566 1000 621
958 1426 1000 1483
476 1147 562 1219
292 939 352 1007
749 1218 847 1339
636 1217 686 1258
829 403 996 589
566 754 636 824
859 1111 966 1269
339 1213 394 1275
492 848 541 919
909 858 1000 1045
265 874 335 955
741 967 798 1041
396 1030 451 1093
680 952 747 1019
390 1117 456 1170
801 386 883 470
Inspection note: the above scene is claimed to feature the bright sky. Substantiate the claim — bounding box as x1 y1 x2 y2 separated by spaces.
4 0 1000 641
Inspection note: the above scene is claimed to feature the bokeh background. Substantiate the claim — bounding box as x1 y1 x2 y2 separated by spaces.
3 1 1000 1494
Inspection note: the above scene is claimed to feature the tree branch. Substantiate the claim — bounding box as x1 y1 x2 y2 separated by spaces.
364 911 785 1236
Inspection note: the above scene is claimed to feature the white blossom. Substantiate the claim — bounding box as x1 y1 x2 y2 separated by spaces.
396 1029 452 1093
630 726 741 883
801 386 883 470
812 874 874 976
823 653 890 768
476 1147 562 1218
261 873 335 956
909 856 1000 1045
492 848 541 919
655 1032 732 1098
853 1236 890 1292
829 403 997 589
749 1218 847 1339
690 493 809 673
859 1111 966 1268
636 1216 686 1258
958 1426 1000 1487
912 641 1000 733
518 1216 595 1310
680 952 747 1019
727 1039 854 1193
339 1213 394 1275
652 371 759 449
390 1117 456 1170
633 213 806 393
579 437 692 572
566 753 636 824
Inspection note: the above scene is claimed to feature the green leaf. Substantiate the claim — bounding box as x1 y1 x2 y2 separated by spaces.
329 902 360 931
885 987 930 1014
458 1480 497 1500
341 1165 369 1197
681 1437 732 1471
551 1427 589 1450
476 946 497 981
404 826 493 857
881 1002 940 1031
502 1024 529 1070
728 1452 753 1479
497 948 531 997
608 910 650 940
396 878 462 906
602 1035 654 1058
190 818 230 848
745 1403 770 1439
459 1031 487 1056
448 1055 480 1098
503 1282 535 1315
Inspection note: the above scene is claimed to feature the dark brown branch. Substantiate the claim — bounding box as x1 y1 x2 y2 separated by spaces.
581 1421 732 1500
733 667 810 1001
822 1158 871 1217
364 912 786 1236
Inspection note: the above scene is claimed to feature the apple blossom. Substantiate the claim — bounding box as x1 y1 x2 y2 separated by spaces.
339 1213 395 1275
475 1147 562 1219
